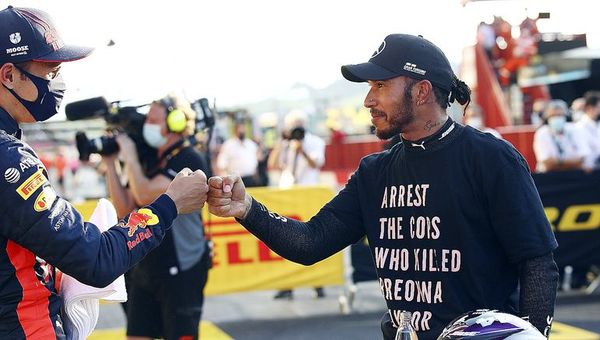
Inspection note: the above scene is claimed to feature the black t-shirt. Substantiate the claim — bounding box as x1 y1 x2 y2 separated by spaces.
137 144 210 277
159 144 210 180
323 119 557 339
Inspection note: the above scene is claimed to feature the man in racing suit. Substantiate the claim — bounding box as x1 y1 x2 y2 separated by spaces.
0 6 208 339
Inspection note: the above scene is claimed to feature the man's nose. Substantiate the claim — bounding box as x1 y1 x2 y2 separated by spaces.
364 92 376 108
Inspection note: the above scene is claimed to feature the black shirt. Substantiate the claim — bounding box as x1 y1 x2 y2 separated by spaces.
321 119 557 338
137 143 210 276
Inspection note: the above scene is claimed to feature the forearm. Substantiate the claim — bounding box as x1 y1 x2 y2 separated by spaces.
519 252 559 337
267 144 283 169
105 160 136 218
11 194 177 288
543 158 583 171
237 197 363 265
124 159 160 205
299 149 318 168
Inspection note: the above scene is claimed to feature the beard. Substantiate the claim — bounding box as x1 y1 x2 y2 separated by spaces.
374 84 416 140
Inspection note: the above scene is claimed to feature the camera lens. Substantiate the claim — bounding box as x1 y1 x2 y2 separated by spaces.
75 132 119 161
92 136 119 155
290 127 305 140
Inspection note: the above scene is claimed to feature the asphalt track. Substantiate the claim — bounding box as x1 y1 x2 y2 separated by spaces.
90 282 600 339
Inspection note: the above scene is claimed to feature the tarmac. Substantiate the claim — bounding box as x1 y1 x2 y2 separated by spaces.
90 281 600 339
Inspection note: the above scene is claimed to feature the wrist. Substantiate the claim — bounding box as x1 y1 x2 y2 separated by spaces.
239 194 252 220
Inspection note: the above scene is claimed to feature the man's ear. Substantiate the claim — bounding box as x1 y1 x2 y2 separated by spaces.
0 63 20 90
414 80 433 105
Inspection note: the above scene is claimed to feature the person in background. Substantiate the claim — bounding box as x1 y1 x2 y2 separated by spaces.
533 99 589 173
531 99 549 127
267 110 326 300
570 97 586 122
573 91 600 170
0 6 207 338
103 95 211 340
216 121 261 187
268 110 326 189
464 104 502 138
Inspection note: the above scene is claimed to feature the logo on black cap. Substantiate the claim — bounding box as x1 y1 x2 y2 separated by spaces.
9 32 20 44
403 62 426 75
371 40 386 58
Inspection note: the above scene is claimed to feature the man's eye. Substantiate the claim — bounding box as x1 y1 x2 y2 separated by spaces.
377 83 384 88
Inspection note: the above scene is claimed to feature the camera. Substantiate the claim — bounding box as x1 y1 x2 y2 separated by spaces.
289 126 305 141
66 96 217 172
65 97 158 170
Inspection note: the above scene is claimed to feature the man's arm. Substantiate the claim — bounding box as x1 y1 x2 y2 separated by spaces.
541 157 584 172
116 134 171 206
297 135 325 169
519 252 559 337
207 175 365 265
240 197 363 265
267 140 286 170
0 141 208 287
103 155 137 218
482 142 559 336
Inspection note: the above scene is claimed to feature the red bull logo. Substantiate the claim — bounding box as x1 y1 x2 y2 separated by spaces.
120 208 159 237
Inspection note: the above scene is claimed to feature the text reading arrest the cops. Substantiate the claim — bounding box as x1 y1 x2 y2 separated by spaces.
376 184 462 333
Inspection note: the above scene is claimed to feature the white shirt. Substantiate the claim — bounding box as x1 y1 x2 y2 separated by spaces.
573 115 600 169
533 124 588 173
278 132 325 188
216 138 258 177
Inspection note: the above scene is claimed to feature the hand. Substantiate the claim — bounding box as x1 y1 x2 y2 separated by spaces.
100 132 119 164
207 175 251 220
165 168 209 214
290 139 302 152
116 134 137 163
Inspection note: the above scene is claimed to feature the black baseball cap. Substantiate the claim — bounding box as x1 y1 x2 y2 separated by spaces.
0 6 93 64
341 34 454 91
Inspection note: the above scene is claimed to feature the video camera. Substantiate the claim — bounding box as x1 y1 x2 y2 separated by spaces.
65 96 216 171
65 97 157 170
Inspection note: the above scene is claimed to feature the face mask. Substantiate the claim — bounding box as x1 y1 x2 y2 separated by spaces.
548 116 566 133
143 123 167 148
3 65 66 122
237 132 246 140
466 117 483 130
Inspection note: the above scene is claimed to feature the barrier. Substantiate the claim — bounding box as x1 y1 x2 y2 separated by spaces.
74 186 344 296
202 186 343 295
533 170 600 268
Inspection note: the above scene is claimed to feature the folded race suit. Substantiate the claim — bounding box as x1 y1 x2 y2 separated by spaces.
60 198 127 340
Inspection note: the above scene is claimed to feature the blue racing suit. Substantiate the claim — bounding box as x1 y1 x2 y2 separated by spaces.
0 108 178 339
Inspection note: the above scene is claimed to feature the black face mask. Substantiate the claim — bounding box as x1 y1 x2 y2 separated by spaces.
3 65 66 121
237 132 246 140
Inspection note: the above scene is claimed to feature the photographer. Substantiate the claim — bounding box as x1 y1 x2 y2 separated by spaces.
268 110 326 189
267 110 326 300
103 95 211 340
0 6 208 339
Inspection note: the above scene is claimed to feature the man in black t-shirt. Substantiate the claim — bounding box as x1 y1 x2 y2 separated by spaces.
207 34 558 339
103 95 210 340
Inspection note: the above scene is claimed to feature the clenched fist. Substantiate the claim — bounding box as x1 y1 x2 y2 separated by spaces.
207 175 252 220
165 168 209 214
